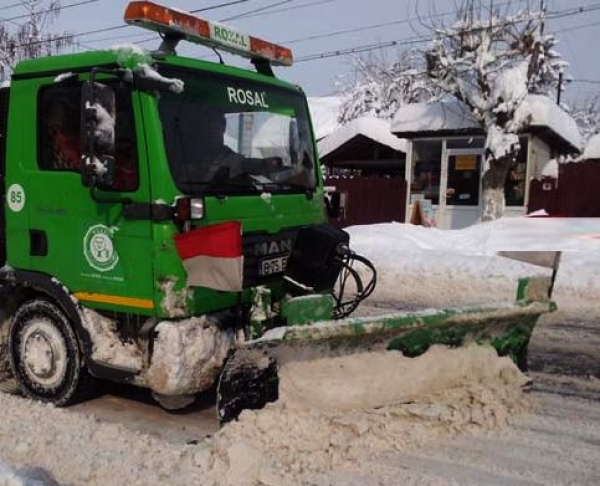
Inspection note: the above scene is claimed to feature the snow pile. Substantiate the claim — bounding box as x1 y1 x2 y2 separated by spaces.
195 345 528 485
0 344 529 486
347 220 600 315
109 44 184 94
277 345 528 412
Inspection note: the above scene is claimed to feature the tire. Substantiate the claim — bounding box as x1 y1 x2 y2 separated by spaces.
8 299 90 406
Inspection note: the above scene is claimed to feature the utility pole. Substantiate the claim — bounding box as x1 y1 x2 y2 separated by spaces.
557 71 563 105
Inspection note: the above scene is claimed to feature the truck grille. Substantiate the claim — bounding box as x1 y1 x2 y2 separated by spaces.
242 228 299 287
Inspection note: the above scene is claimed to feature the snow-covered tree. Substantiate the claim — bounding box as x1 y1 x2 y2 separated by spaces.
569 93 600 143
0 0 73 81
338 48 439 124
425 0 567 221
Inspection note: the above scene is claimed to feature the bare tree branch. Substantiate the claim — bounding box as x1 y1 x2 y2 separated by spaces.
0 0 73 81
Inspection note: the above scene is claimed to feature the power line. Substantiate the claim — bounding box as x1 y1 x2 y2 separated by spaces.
295 2 600 64
296 37 427 63
0 2 23 13
224 0 335 21
283 16 437 45
220 0 296 22
556 18 600 34
191 0 255 14
6 0 600 66
0 0 99 23
571 79 600 85
134 0 316 46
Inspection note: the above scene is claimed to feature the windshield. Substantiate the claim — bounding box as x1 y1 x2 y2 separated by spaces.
157 66 317 195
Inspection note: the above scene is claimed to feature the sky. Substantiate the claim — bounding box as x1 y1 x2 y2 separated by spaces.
1 0 597 102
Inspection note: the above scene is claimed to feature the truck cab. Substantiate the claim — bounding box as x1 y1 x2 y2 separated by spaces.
0 2 329 407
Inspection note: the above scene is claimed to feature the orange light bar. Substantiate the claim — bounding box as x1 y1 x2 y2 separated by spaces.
124 1 293 67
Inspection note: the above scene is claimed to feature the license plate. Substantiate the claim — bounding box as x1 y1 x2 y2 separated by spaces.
258 255 288 276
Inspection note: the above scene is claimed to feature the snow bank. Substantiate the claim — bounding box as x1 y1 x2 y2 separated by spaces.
347 219 600 316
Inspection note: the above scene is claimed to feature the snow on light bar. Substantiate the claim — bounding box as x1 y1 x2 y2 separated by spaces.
123 1 293 67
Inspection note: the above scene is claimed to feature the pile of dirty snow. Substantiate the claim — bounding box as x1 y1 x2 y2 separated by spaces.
0 345 528 485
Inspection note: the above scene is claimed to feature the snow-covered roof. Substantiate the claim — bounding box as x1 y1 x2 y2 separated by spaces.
391 97 480 135
307 96 343 141
582 133 600 160
392 95 582 151
515 94 582 151
318 116 407 158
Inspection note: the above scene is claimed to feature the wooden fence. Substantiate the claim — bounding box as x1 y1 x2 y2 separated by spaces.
324 177 407 228
324 162 600 229
528 161 600 217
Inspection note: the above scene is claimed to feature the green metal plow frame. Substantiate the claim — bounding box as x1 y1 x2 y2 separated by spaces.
244 277 557 371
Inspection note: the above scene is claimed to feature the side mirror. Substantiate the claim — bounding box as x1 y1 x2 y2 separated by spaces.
81 81 116 187
325 191 342 219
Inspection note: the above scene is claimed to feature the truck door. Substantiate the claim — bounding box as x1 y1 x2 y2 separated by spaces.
26 80 154 315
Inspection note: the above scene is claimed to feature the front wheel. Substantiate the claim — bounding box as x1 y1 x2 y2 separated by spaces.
8 299 88 406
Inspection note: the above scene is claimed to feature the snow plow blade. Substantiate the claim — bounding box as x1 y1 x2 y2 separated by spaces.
217 275 556 423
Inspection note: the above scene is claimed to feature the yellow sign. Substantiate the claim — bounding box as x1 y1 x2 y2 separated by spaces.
455 155 478 170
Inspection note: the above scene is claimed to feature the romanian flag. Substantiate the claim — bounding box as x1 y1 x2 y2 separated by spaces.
174 221 244 291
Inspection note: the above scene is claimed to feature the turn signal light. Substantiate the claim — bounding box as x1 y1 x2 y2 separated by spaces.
175 197 205 223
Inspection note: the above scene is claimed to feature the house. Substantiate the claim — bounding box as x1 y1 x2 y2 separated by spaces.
391 95 582 229
527 133 600 217
317 116 408 227
318 116 407 177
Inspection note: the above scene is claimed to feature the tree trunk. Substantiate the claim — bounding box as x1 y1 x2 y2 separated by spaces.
481 154 513 222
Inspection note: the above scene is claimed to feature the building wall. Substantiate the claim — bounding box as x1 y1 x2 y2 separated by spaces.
325 177 407 227
404 136 530 229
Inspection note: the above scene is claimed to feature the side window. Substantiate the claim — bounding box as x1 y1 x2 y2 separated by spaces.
39 85 82 172
112 84 139 192
38 83 139 192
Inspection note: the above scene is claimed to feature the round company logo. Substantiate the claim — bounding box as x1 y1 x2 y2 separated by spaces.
7 184 25 212
83 225 119 272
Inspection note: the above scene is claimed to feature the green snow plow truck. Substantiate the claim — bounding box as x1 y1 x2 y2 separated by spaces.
0 1 558 422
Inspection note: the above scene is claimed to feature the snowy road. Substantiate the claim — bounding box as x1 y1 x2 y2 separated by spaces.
330 311 600 485
16 310 593 486
350 391 600 486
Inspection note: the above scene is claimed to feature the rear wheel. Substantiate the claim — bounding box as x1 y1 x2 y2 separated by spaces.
8 299 88 406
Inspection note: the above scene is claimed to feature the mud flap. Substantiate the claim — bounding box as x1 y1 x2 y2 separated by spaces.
216 348 279 424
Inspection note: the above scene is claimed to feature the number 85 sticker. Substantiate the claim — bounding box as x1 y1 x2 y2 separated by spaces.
7 184 25 212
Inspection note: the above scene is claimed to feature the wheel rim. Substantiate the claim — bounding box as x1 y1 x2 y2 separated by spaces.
19 317 68 389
